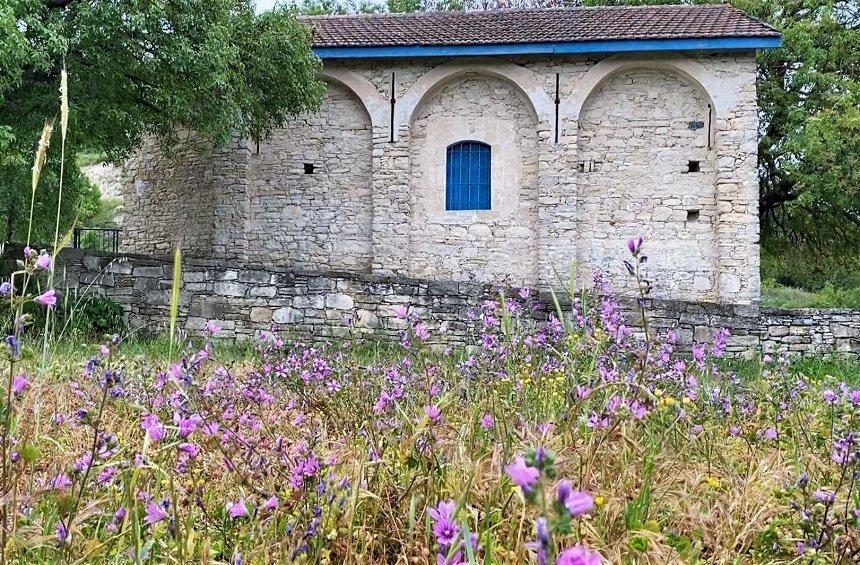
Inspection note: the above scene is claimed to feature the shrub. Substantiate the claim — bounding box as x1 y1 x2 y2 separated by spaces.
65 294 125 336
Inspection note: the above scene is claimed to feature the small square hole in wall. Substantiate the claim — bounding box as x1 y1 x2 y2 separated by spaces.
687 209 700 223
687 160 701 173
577 162 586 173
303 163 316 174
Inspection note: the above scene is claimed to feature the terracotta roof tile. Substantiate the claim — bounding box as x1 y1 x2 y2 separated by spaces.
301 5 779 48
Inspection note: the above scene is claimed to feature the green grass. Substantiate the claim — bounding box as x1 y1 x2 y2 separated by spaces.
74 150 108 168
761 279 860 309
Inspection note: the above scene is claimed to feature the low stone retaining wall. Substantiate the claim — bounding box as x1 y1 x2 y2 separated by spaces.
44 249 860 357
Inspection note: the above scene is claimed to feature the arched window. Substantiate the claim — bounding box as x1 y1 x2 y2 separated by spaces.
446 141 491 210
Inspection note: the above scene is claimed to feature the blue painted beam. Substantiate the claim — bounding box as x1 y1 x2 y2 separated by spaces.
313 36 781 59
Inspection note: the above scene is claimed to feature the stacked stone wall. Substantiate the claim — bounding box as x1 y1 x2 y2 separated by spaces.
47 249 860 358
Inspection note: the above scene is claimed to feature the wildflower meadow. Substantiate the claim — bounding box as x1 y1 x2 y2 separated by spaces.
2 71 860 565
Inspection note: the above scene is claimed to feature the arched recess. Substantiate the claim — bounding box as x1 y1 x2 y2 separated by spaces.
319 67 388 131
574 64 719 301
564 52 728 122
245 78 374 273
397 60 553 139
407 71 540 286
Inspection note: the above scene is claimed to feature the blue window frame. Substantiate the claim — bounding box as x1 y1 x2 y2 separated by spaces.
446 141 491 211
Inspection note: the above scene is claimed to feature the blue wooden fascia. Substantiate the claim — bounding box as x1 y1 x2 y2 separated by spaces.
313 36 781 59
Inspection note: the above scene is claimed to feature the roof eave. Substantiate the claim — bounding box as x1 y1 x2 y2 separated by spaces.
313 36 782 59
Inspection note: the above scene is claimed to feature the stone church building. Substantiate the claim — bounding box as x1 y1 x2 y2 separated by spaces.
121 5 780 306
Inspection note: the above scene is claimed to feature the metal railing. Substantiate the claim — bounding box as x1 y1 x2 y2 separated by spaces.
72 227 122 253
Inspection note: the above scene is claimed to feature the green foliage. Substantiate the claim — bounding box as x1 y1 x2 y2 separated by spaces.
738 0 860 260
762 279 860 309
1 0 324 243
65 295 125 337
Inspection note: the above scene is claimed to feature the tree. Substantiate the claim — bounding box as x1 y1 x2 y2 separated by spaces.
1 0 325 243
733 0 859 277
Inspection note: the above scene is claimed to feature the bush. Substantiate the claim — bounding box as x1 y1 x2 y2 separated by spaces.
65 294 125 336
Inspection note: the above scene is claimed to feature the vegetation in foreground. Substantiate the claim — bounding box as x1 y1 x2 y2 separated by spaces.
2 237 860 563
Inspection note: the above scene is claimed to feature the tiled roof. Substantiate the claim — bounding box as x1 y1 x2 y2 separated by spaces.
301 5 779 48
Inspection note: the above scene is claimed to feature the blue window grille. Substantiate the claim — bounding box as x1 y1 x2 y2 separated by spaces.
446 141 491 210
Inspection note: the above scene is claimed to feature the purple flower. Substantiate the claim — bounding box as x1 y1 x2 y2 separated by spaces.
55 521 69 544
424 405 442 424
812 490 835 505
822 389 838 404
205 320 222 334
427 501 459 546
394 305 409 320
557 546 602 565
0 281 12 297
49 473 72 490
626 236 644 256
176 414 202 438
35 252 51 270
11 374 29 396
177 443 200 459
506 456 540 494
564 491 595 517
556 480 572 507
228 499 249 518
763 427 778 441
262 495 278 512
480 413 494 429
144 501 168 525
34 289 57 307
141 413 166 442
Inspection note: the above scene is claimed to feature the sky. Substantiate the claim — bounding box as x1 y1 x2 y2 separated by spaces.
255 0 283 11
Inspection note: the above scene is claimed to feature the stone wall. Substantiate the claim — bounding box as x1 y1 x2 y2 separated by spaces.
247 80 374 272
576 69 718 301
50 249 860 357
120 51 761 305
409 73 539 286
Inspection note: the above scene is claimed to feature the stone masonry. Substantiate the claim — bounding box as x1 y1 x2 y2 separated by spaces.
48 249 860 358
120 51 761 305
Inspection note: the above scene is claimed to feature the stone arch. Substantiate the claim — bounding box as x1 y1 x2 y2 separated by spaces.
406 71 540 286
574 64 719 301
319 67 388 130
397 60 553 139
245 79 374 273
564 53 727 122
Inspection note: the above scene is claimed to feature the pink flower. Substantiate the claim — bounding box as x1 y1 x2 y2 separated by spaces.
424 404 442 424
557 546 602 565
506 456 539 494
141 413 166 442
228 499 249 518
427 501 459 546
34 289 56 307
49 473 72 490
11 374 29 396
205 320 222 334
145 501 168 525
394 305 409 319
262 495 278 512
35 252 51 270
564 491 594 517
480 413 494 429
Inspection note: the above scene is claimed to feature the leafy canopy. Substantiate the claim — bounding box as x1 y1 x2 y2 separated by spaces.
1 0 324 242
